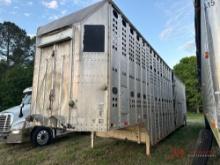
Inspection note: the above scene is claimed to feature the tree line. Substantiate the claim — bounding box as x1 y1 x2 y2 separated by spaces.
0 21 201 112
0 22 35 110
173 56 202 113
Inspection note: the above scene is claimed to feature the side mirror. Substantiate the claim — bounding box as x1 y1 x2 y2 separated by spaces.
19 103 24 118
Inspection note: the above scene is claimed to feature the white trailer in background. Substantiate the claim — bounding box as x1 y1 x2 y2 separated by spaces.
173 76 187 128
28 0 186 155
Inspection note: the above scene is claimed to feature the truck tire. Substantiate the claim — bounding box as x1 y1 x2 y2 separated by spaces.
31 127 52 147
191 129 213 165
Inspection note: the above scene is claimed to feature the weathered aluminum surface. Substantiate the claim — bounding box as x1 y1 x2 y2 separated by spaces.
31 0 187 145
32 2 110 132
37 0 106 36
38 28 73 47
173 76 187 128
197 0 220 146
108 6 183 145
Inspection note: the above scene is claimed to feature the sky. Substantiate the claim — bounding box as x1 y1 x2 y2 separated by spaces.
0 0 195 68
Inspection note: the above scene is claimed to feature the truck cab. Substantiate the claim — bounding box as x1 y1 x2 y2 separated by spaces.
0 87 32 143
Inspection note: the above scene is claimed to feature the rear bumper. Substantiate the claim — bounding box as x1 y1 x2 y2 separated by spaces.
0 128 31 143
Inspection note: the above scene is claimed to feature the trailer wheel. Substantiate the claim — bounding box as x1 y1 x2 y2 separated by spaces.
192 129 213 165
31 127 52 146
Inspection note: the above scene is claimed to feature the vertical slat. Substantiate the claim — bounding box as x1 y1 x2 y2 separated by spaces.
42 59 48 125
34 49 43 115
68 32 74 124
58 56 65 118
118 14 122 127
3 115 8 132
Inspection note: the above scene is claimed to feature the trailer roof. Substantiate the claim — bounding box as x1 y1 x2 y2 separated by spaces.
37 0 106 36
37 0 172 70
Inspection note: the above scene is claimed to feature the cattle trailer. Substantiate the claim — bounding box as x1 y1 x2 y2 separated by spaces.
29 0 187 155
195 0 220 147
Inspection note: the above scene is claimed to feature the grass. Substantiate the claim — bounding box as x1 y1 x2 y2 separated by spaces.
0 113 219 165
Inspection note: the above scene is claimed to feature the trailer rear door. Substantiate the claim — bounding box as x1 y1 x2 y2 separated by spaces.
33 29 73 127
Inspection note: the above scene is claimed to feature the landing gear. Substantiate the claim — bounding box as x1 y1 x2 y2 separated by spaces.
184 115 187 126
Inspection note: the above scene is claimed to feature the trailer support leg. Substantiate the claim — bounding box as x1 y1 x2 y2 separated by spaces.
91 132 94 148
145 132 150 156
138 124 141 144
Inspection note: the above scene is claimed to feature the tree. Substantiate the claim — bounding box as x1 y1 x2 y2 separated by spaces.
0 60 7 80
0 22 35 111
0 65 33 110
0 22 34 67
173 56 202 113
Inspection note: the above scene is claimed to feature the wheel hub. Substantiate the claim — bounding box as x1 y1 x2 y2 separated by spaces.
37 130 49 145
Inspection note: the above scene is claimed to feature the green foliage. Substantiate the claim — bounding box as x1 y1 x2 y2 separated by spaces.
0 21 35 111
0 65 33 110
0 60 7 80
0 22 34 66
173 56 202 112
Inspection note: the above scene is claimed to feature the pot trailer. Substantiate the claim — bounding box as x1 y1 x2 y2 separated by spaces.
195 0 220 147
29 0 186 155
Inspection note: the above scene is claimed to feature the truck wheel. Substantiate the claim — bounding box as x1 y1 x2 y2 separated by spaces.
31 127 52 146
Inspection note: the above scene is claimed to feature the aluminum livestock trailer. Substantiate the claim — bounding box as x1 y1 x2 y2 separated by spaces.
195 0 220 147
28 0 186 155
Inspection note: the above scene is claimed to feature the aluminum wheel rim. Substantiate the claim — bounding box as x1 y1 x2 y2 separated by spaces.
37 130 49 145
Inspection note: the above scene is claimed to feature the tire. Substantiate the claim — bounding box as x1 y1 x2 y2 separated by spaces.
31 127 52 147
192 129 213 165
